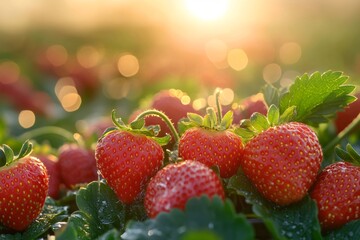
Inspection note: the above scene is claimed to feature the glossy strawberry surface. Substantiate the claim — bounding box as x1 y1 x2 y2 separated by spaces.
58 144 98 188
95 130 164 204
0 156 49 231
241 122 323 206
144 160 225 218
310 161 360 231
179 127 244 178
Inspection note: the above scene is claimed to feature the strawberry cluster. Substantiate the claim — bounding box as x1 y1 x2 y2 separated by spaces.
1 71 359 238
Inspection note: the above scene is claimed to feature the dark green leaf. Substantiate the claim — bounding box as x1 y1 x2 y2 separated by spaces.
57 181 125 240
228 170 322 240
16 140 33 160
22 198 68 239
122 196 254 240
346 144 360 162
324 219 360 240
262 84 280 107
335 147 353 162
279 71 355 126
97 229 121 240
1 144 14 165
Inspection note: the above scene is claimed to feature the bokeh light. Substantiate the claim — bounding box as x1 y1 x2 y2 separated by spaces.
18 110 35 128
46 45 68 67
219 88 234 105
205 39 228 64
118 54 139 77
263 63 282 84
227 49 248 71
77 45 103 68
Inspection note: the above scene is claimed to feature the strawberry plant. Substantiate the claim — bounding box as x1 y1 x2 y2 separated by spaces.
178 90 244 178
1 70 359 239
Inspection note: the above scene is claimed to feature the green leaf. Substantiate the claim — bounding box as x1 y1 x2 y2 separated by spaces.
130 118 145 130
234 127 256 143
220 110 233 130
97 229 122 240
16 140 33 160
56 181 125 240
122 196 254 240
203 115 214 128
323 219 360 240
267 104 280 126
187 113 204 126
227 170 322 240
1 144 14 165
152 134 171 146
279 71 355 126
250 112 270 132
279 106 297 124
262 84 280 107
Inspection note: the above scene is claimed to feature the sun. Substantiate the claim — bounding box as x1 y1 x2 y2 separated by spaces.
185 0 229 21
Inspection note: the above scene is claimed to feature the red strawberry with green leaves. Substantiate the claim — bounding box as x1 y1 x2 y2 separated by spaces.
144 160 225 218
58 143 98 189
236 105 323 206
310 144 360 231
0 140 49 231
95 110 169 204
178 90 244 178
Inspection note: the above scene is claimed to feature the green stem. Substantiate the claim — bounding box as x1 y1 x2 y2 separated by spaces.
134 109 180 143
215 89 223 124
18 126 77 144
323 114 360 155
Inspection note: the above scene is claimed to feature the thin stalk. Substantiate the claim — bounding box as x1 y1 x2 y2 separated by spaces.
323 114 360 155
134 109 180 143
215 89 223 124
18 126 77 144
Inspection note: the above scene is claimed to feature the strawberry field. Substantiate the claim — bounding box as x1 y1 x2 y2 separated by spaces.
1 1 360 240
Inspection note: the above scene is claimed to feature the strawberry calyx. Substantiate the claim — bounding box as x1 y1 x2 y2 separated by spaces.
0 140 33 167
102 109 172 146
234 104 297 143
179 89 234 133
335 143 360 166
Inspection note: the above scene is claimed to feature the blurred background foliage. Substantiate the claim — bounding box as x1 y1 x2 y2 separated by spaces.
0 0 359 138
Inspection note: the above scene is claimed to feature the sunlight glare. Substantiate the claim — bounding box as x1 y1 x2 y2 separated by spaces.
185 0 229 21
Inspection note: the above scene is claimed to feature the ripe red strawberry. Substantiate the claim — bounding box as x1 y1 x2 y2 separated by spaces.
0 141 49 231
178 92 244 178
58 144 98 188
334 92 360 133
36 154 61 199
179 127 244 178
95 111 166 204
310 161 360 231
144 160 225 218
241 122 323 206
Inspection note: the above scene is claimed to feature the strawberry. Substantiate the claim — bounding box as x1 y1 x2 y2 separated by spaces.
334 92 360 133
0 141 49 231
58 143 98 189
240 121 323 206
178 90 244 178
36 154 61 199
310 145 360 231
95 111 167 204
144 160 225 218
